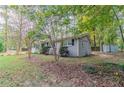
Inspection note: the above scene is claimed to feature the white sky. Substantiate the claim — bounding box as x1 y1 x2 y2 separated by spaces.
0 0 124 5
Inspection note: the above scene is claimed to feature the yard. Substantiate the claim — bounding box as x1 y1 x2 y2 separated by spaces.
0 52 124 87
0 55 44 86
1 5 124 87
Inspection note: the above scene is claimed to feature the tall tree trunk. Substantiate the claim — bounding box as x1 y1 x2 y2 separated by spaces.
93 28 96 51
109 43 111 52
28 41 32 59
98 38 100 50
112 6 124 43
49 20 59 62
16 11 22 55
48 35 59 62
4 6 8 52
101 42 104 52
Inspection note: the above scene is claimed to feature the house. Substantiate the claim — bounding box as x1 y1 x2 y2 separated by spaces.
41 33 91 57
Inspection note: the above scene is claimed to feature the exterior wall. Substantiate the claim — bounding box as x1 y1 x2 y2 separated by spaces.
79 37 91 56
67 39 78 56
102 45 118 53
62 37 91 57
48 39 78 56
46 36 91 57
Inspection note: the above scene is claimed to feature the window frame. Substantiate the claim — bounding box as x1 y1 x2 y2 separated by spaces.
63 39 75 46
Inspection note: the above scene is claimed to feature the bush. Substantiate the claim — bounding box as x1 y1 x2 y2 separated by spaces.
82 64 98 74
82 63 124 74
41 46 50 54
0 42 4 52
99 63 123 72
59 46 69 57
21 48 28 51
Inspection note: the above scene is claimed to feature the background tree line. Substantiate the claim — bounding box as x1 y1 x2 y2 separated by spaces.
0 5 124 61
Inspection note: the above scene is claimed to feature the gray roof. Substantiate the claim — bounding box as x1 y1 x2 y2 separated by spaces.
40 33 89 44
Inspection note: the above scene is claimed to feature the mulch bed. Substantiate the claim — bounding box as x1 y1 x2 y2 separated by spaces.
26 56 124 87
40 62 124 87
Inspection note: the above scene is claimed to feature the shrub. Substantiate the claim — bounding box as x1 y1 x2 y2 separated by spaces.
82 64 98 74
0 42 4 52
59 46 69 57
82 63 124 74
99 63 123 72
41 46 50 54
120 65 124 71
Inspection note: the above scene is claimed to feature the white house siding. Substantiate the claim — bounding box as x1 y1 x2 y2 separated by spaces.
79 37 91 56
102 45 118 53
46 36 91 57
67 39 79 56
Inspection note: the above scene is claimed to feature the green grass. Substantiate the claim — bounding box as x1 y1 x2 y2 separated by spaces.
0 55 44 87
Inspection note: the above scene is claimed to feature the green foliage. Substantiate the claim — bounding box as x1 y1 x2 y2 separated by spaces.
27 31 36 39
0 38 4 52
103 28 117 45
117 38 124 51
2 5 124 53
82 64 98 74
0 42 4 52
63 18 70 25
74 6 121 46
41 46 50 54
59 46 69 57
82 63 124 74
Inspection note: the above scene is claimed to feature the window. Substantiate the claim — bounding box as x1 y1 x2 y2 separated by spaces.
72 39 74 46
63 39 75 46
63 40 68 46
68 39 73 46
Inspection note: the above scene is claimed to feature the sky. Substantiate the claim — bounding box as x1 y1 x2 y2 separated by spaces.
0 6 34 38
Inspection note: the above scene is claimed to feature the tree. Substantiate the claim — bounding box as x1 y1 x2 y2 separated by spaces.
25 31 36 58
112 6 124 43
71 6 120 51
10 5 34 55
24 6 73 62
4 6 8 52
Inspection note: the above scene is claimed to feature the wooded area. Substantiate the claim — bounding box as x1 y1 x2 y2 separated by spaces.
0 6 124 60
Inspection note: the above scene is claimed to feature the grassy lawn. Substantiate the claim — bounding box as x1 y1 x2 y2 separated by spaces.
35 53 124 65
0 52 124 87
0 55 44 87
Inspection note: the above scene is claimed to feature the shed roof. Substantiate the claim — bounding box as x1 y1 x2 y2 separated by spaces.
40 33 89 44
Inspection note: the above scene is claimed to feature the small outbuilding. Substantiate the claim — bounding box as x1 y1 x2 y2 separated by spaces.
42 33 91 57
